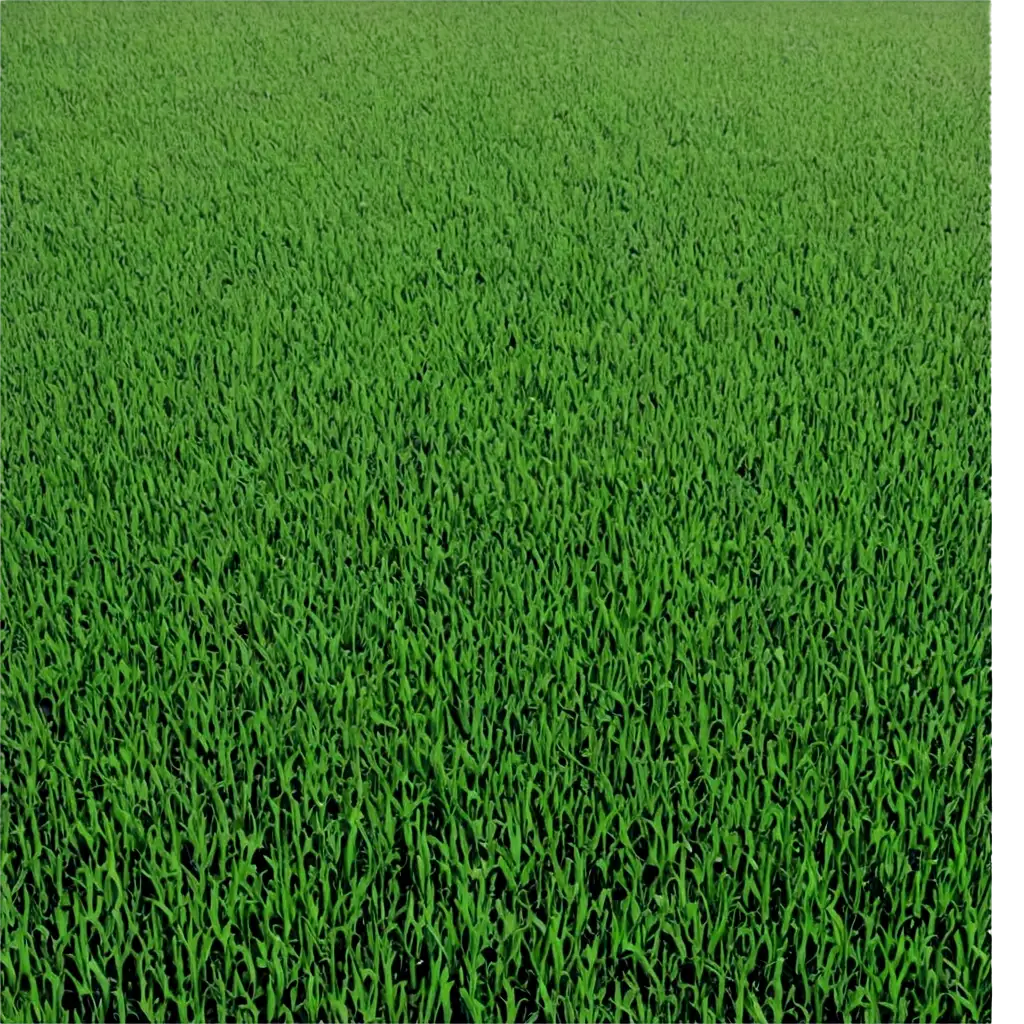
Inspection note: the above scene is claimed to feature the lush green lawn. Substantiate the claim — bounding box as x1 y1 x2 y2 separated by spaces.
1 3 990 1021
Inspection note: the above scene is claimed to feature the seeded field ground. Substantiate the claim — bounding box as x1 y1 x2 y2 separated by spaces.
0 2 991 1022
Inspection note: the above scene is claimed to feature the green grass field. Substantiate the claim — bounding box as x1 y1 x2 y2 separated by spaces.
0 2 991 1021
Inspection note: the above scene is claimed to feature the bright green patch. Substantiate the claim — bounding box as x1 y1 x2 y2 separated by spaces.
1 2 990 1021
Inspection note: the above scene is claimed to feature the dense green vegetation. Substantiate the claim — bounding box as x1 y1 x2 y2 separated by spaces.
0 2 991 1022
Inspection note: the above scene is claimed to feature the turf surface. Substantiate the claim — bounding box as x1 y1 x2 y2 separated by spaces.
1 2 991 1021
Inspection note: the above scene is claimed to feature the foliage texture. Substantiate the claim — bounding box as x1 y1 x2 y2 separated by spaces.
1 2 990 1022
